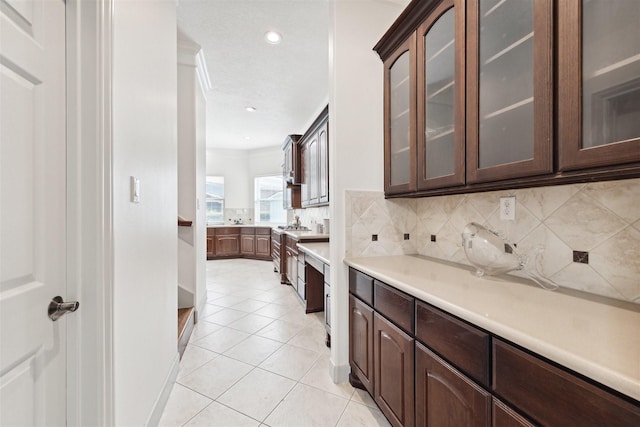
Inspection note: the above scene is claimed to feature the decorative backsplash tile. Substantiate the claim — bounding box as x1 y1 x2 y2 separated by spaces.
223 208 254 225
291 206 330 231
345 178 640 304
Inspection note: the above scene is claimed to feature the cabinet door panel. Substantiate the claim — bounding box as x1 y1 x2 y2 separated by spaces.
349 295 374 395
385 34 417 195
416 342 490 427
241 235 254 255
466 0 552 183
374 313 414 427
215 235 239 256
318 121 329 204
255 235 270 257
417 0 465 190
308 134 319 205
558 0 640 170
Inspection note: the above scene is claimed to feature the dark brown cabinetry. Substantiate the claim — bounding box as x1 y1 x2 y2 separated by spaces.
284 234 298 287
417 0 465 190
240 228 255 256
271 229 284 280
374 313 414 427
207 227 271 260
349 295 374 395
348 266 640 427
383 34 417 195
255 231 271 258
299 106 329 208
466 0 553 183
215 228 240 257
206 228 215 259
493 339 640 426
557 0 640 171
282 135 302 209
415 343 490 427
375 0 640 198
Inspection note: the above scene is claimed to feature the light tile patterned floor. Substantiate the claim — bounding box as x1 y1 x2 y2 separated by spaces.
160 259 390 427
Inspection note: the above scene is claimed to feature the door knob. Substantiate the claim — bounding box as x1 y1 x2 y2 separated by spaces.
48 296 79 321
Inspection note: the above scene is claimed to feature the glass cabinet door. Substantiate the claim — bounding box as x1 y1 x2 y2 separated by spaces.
558 0 640 170
384 34 416 195
466 0 553 183
417 0 465 190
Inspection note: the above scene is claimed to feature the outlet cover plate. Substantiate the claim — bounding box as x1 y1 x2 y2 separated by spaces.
500 196 516 220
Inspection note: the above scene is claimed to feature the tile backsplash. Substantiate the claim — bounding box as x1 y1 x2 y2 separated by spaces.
345 178 640 304
290 206 330 231
223 208 254 225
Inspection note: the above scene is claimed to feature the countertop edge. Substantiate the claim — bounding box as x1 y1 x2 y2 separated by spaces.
344 255 640 403
297 242 330 265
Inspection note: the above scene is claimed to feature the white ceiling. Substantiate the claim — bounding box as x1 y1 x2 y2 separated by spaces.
177 0 330 150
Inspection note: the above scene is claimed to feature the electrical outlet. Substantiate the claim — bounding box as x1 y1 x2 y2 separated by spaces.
500 196 516 220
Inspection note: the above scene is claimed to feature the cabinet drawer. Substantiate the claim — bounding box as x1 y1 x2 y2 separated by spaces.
216 227 239 236
374 280 413 334
415 301 490 387
297 278 306 299
493 339 640 426
349 268 373 306
255 227 271 235
240 227 255 234
207 228 216 236
298 260 305 281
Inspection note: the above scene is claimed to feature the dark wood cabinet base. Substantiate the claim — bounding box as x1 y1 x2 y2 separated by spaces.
349 371 367 391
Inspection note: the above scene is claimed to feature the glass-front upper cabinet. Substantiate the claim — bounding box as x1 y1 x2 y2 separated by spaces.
558 0 640 170
466 0 553 183
417 0 465 190
384 34 417 195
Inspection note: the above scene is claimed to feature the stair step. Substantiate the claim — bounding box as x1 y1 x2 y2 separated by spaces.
178 307 195 360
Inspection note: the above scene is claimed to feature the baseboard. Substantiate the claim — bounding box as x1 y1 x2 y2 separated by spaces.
145 352 180 427
329 358 350 384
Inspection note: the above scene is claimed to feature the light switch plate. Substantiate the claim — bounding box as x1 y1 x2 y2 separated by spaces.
500 196 516 220
131 176 140 203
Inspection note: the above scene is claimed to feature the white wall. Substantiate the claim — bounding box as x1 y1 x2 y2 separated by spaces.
328 0 407 381
206 145 282 210
112 0 178 424
178 39 208 314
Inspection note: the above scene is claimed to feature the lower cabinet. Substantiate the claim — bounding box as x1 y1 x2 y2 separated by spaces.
241 234 255 255
215 234 240 256
415 342 490 427
256 234 270 257
208 226 271 260
348 267 640 427
374 313 414 427
349 295 374 395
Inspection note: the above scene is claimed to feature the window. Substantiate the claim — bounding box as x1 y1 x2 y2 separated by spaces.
206 176 224 224
254 175 286 224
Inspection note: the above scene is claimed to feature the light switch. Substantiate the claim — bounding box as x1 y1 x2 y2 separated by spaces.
131 176 140 203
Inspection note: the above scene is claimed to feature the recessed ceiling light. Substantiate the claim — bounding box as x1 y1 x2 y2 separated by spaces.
245 106 256 112
244 136 251 140
264 31 282 44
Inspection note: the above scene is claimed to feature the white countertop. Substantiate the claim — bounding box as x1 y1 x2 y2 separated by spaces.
282 230 330 241
344 254 640 402
207 224 274 228
297 242 330 265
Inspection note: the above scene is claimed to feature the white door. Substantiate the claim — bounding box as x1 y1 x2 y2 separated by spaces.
0 0 69 425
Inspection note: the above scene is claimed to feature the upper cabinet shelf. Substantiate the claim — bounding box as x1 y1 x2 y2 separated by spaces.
375 0 640 198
